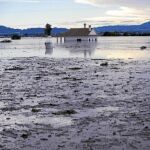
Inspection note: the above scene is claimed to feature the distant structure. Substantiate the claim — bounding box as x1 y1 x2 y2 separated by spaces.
57 23 97 42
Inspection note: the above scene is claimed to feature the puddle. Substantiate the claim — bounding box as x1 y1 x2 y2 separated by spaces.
0 113 73 129
35 117 73 128
75 106 119 118
0 101 5 108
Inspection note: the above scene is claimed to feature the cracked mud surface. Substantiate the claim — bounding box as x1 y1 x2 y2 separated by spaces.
0 57 150 150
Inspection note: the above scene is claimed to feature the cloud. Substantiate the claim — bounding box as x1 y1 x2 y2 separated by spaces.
0 0 40 3
74 0 150 26
75 0 99 7
106 6 149 18
67 5 149 27
84 16 150 25
106 7 138 17
57 13 150 28
74 0 150 8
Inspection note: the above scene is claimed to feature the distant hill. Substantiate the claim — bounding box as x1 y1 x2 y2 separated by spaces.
0 26 68 36
0 26 20 35
95 21 150 33
140 21 150 29
51 28 68 36
0 21 150 36
21 28 44 35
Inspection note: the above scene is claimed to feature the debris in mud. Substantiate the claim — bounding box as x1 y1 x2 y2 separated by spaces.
38 102 58 107
62 77 71 80
1 107 18 112
52 109 77 116
21 133 30 139
100 62 108 66
111 67 119 70
52 72 66 76
49 103 58 106
143 126 149 130
35 76 42 80
5 66 24 71
72 77 82 81
31 108 41 113
113 131 117 135
62 77 82 81
68 67 82 70
40 138 48 141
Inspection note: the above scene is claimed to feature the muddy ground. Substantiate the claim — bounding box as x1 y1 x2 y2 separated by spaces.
0 57 150 150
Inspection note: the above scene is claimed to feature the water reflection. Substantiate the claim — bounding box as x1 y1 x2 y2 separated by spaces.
45 42 53 55
55 41 98 58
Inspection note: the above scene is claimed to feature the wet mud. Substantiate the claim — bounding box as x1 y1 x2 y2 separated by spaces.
0 57 150 150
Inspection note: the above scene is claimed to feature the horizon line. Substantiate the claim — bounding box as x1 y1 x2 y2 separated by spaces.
0 20 149 30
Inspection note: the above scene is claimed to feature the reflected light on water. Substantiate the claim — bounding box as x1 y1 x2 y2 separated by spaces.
94 50 147 59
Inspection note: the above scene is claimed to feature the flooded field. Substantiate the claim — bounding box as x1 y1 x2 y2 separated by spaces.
0 36 150 59
0 37 150 150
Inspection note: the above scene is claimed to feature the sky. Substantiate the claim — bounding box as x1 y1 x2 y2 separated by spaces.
0 0 150 28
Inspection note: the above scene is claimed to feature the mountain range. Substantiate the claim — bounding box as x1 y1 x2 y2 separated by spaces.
0 21 150 36
0 27 68 36
95 21 150 33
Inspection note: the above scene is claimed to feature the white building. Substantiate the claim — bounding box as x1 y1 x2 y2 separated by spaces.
58 24 97 42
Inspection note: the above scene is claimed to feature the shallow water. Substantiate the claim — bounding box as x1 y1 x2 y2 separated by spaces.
0 36 150 59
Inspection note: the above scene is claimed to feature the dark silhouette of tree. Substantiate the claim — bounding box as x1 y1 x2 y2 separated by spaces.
45 24 52 36
11 34 21 40
103 32 121 36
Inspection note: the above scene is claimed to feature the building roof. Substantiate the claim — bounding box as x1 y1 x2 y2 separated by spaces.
60 28 92 37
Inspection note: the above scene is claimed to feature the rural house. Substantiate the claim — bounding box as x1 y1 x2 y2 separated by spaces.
57 24 97 42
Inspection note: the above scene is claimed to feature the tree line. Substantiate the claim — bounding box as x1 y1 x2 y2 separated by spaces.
101 32 150 36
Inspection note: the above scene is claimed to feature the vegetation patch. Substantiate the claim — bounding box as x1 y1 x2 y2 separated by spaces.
11 34 21 40
0 40 12 43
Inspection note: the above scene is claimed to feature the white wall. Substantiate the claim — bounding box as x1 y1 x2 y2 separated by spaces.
89 29 97 36
64 36 97 42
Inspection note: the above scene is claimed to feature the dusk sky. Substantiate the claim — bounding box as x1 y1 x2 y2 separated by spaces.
0 0 150 28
